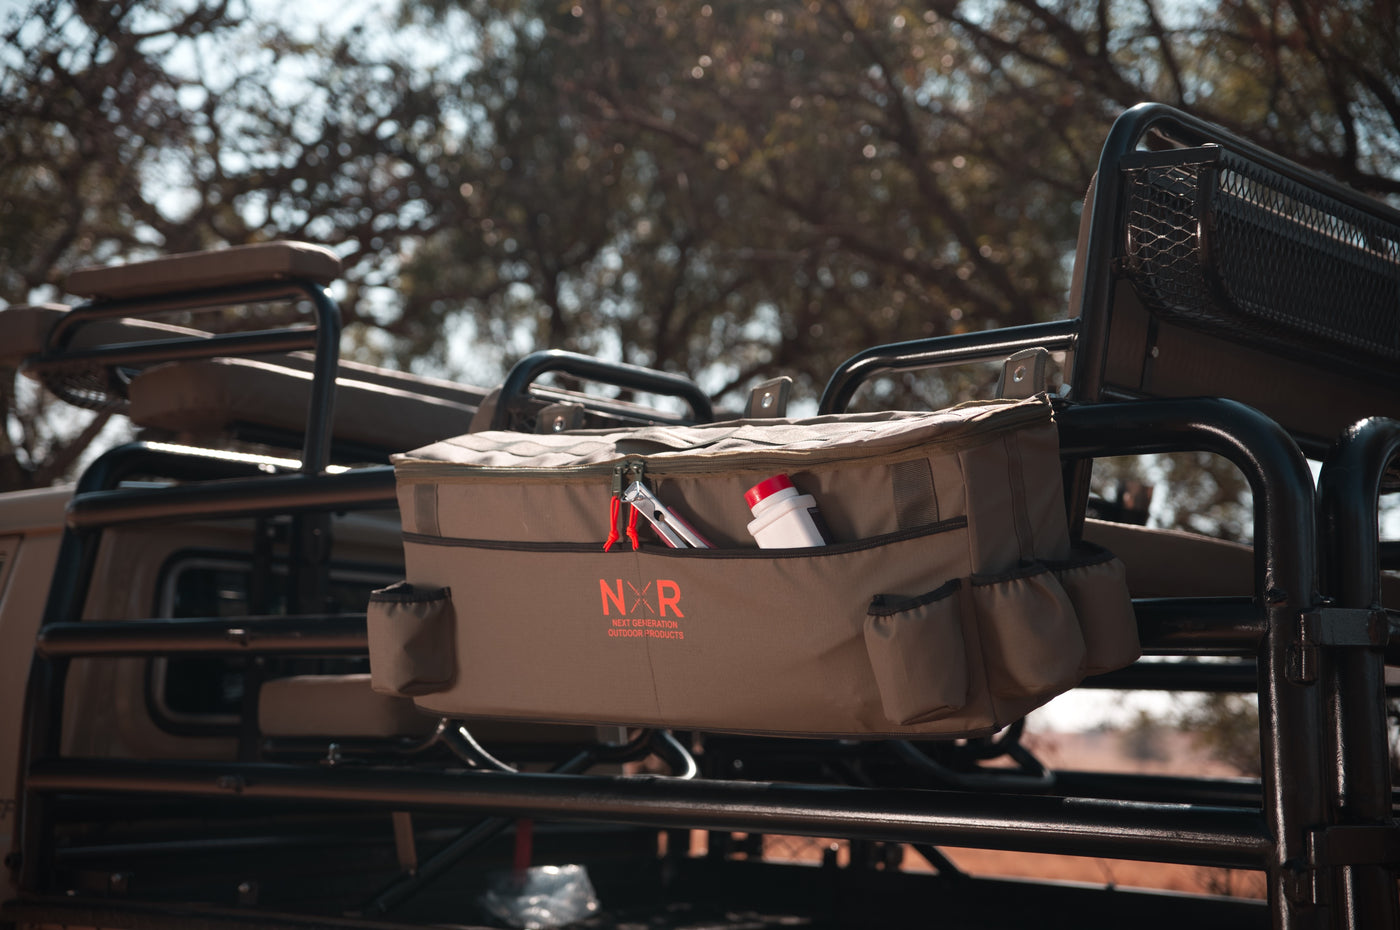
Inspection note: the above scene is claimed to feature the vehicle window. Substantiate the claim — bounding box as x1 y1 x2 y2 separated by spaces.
151 555 395 730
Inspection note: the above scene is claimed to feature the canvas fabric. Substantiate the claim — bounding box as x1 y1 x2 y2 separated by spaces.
368 396 1139 738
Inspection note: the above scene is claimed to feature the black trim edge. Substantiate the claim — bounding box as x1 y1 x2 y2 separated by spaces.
868 578 962 617
369 580 451 604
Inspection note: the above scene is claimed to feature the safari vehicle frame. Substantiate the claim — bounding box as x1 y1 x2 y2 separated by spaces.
2 103 1398 929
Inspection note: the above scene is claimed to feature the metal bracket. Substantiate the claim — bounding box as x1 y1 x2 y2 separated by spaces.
1297 607 1388 648
745 377 792 418
1308 824 1400 869
1290 606 1387 684
534 402 586 434
1282 824 1400 904
995 347 1050 399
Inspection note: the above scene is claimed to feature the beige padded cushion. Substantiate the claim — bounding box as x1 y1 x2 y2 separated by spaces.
259 674 437 738
257 351 492 407
258 673 604 744
0 303 210 368
1082 518 1253 598
128 357 488 452
2 299 489 451
67 241 342 300
1084 518 1400 606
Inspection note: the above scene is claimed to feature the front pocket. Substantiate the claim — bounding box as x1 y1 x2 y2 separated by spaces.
970 564 1086 699
400 524 976 737
367 581 457 696
1047 545 1140 676
863 580 969 725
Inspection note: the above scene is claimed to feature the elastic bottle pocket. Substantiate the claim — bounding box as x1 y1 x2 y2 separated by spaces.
970 563 1085 699
1047 545 1140 676
367 581 456 696
863 579 969 725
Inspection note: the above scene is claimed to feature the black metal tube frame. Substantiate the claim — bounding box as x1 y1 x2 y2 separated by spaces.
817 318 1079 416
817 263 1329 926
1315 418 1400 929
1069 102 1400 432
14 442 390 896
39 442 289 627
63 466 396 530
493 348 715 429
1129 596 1264 654
33 615 370 658
32 278 342 475
24 757 1270 870
15 397 1321 920
813 105 1400 927
1059 397 1326 928
1063 102 1400 536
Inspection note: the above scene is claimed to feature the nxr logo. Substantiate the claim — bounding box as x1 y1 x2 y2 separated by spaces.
600 578 684 617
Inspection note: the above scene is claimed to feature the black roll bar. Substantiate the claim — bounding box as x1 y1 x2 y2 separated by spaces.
492 349 715 429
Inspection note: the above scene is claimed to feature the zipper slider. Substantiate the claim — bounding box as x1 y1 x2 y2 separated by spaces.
624 461 644 549
603 463 628 551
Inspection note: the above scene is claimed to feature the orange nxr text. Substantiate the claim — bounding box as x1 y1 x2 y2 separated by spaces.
599 578 684 617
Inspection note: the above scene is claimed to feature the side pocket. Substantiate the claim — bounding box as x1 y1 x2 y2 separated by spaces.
1048 545 1141 676
863 579 969 726
971 564 1085 699
367 581 456 697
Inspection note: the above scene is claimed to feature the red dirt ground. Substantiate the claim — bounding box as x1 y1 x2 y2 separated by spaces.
730 728 1270 900
929 728 1265 897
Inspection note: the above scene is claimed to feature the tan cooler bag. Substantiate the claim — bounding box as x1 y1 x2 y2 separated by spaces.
368 395 1140 738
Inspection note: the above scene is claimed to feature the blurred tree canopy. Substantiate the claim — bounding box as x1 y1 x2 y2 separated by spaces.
2 0 1399 490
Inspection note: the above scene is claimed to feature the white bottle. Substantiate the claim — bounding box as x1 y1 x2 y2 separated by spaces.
745 474 828 548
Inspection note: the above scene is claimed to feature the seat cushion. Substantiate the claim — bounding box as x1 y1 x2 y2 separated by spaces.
1082 519 1253 598
259 673 606 745
259 674 437 738
1084 517 1400 606
66 241 342 300
128 357 489 453
0 303 209 369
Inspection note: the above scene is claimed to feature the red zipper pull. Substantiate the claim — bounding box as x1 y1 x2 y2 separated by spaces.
603 494 622 551
625 502 640 550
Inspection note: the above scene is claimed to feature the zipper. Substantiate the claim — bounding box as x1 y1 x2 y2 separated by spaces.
393 400 1052 484
401 514 968 559
604 462 642 551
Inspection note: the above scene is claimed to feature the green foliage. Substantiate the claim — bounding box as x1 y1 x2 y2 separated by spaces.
388 1 1092 404
1178 692 1262 777
3 0 1399 489
1120 692 1261 778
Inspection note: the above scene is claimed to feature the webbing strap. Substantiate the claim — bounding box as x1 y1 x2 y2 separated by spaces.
413 483 440 536
892 458 939 530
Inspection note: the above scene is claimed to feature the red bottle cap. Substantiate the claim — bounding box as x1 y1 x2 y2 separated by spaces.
745 473 794 508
